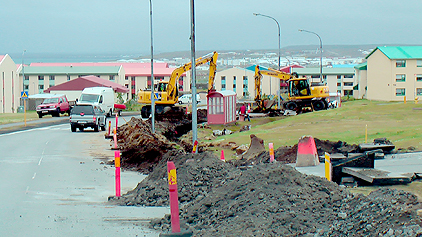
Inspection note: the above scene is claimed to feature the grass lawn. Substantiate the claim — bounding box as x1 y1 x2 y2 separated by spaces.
199 99 422 155
0 111 40 125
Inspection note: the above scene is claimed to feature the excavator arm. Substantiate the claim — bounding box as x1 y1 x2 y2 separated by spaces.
167 51 218 102
254 65 295 112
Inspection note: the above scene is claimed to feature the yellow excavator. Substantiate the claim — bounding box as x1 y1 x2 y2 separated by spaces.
254 65 330 112
138 51 218 118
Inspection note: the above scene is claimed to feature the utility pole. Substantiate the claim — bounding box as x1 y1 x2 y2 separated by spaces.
190 0 198 152
149 0 155 133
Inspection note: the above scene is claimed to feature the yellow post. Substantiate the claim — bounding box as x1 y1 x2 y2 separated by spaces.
415 97 419 104
324 152 332 181
365 124 368 143
24 99 27 127
404 96 407 104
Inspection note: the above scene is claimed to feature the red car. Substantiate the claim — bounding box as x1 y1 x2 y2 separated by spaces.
36 95 71 118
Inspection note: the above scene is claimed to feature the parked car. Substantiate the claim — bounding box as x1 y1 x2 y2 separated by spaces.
178 94 201 104
69 104 106 132
36 94 71 118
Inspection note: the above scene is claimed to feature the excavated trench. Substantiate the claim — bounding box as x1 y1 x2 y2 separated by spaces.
111 116 422 236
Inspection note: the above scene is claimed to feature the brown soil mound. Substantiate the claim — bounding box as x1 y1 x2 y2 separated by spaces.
116 117 178 173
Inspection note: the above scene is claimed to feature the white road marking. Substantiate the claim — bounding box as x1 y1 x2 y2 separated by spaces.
25 186 30 194
0 124 68 137
32 173 36 179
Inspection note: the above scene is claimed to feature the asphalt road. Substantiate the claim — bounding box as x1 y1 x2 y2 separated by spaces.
0 116 169 236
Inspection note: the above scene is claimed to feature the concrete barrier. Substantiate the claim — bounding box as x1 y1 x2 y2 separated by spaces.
296 135 320 167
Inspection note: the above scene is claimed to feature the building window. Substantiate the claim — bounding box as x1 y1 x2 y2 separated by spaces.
125 76 129 80
233 76 236 89
67 75 71 81
222 83 226 89
337 83 341 87
417 88 422 96
24 75 29 81
344 90 353 96
38 75 44 81
49 75 55 81
416 75 422 81
221 76 226 83
417 60 422 67
396 74 406 82
396 88 405 96
337 75 341 79
344 82 353 86
243 76 248 83
311 75 319 79
396 60 406 67
344 75 353 78
24 85 29 90
109 75 115 81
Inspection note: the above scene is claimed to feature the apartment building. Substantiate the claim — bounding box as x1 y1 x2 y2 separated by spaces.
364 46 422 101
0 55 20 113
20 65 124 95
292 67 357 96
214 67 256 99
26 62 189 100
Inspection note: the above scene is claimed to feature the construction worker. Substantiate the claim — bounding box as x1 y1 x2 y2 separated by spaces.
239 103 250 122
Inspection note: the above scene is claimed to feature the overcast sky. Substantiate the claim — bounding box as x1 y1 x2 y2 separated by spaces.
1 0 421 56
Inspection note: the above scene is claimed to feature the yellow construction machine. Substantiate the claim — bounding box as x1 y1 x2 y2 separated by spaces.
138 51 218 118
254 65 330 112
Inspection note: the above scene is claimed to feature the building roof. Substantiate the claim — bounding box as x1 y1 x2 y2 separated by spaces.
30 62 169 68
366 46 422 59
0 55 5 63
354 62 367 70
29 62 179 77
44 75 129 93
21 66 121 75
280 64 304 73
207 90 236 97
292 67 355 75
245 65 269 71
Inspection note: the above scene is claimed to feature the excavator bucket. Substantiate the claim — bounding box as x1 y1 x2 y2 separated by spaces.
263 99 277 109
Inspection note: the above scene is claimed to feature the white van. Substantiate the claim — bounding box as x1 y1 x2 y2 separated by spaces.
78 87 115 117
178 94 201 104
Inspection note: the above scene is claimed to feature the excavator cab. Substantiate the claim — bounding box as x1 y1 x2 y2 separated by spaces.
289 79 311 97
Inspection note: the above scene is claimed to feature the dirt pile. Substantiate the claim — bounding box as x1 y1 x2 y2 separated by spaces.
229 136 358 167
116 117 178 173
109 151 237 206
314 138 359 156
109 151 422 236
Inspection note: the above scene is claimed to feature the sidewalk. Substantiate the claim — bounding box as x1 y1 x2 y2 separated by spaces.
0 111 141 134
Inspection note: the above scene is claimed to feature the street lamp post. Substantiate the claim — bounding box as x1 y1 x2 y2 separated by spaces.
298 29 323 83
253 13 281 108
190 0 198 152
22 49 26 105
149 0 155 133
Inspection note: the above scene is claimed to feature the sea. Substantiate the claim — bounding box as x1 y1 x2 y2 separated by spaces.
8 52 149 64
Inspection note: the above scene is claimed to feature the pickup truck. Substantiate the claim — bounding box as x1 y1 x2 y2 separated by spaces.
69 104 106 132
36 95 71 118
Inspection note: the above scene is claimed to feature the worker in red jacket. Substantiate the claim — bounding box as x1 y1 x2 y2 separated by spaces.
239 103 250 121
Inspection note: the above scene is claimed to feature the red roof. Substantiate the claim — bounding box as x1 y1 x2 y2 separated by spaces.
280 64 303 73
30 62 182 77
44 75 129 93
0 55 5 63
